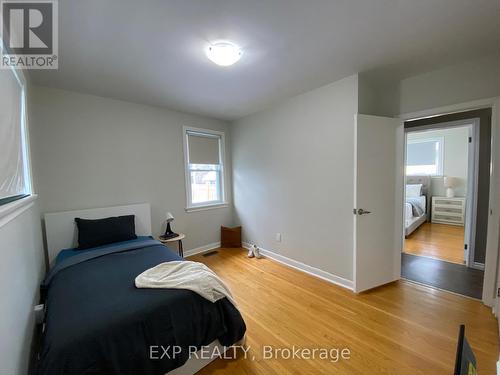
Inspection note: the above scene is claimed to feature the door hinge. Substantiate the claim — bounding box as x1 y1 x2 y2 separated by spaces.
497 288 500 298
468 136 472 143
464 244 468 250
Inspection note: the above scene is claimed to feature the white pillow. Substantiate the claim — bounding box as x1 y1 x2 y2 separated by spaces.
406 184 422 197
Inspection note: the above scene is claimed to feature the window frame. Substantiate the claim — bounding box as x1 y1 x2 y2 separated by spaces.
406 136 444 177
183 126 227 212
0 47 33 208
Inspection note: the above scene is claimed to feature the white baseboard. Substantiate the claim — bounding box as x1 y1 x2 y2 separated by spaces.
472 262 485 270
243 242 353 291
184 242 221 257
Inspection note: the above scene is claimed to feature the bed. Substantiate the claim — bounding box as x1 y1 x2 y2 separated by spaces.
37 203 246 375
405 176 431 237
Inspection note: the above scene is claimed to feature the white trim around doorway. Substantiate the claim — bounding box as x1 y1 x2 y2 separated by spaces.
399 97 500 308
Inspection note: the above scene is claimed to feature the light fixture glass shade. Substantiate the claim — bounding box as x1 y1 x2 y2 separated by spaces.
166 212 174 222
206 41 242 67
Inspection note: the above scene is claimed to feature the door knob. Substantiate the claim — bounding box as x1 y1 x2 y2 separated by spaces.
357 208 371 215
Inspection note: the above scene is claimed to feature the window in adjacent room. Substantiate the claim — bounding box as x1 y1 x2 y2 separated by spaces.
0 64 32 206
406 137 444 176
183 127 226 210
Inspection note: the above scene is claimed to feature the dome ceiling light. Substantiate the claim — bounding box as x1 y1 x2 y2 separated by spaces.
206 41 243 67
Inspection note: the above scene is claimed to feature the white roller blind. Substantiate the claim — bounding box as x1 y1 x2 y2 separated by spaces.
0 68 28 200
187 132 220 165
407 140 439 166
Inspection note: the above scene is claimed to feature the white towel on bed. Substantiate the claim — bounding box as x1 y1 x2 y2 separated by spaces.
135 261 237 307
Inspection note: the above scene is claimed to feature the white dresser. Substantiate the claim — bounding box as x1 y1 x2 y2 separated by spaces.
431 196 466 226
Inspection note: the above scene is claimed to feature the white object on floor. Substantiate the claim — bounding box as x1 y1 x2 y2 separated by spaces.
247 247 254 258
252 244 262 259
135 261 237 307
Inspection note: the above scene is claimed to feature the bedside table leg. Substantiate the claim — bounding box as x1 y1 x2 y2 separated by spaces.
179 240 183 257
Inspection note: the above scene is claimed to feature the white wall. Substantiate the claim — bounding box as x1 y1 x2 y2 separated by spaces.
231 75 358 281
400 53 500 115
29 87 233 252
358 73 400 117
0 202 45 375
407 126 469 197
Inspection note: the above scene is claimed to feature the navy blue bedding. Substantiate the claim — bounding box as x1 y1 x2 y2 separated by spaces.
54 236 153 265
36 238 246 375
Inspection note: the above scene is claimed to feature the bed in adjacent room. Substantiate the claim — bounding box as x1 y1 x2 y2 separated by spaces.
37 203 246 375
405 176 431 237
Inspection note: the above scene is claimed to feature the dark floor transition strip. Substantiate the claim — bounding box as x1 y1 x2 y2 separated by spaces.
401 253 484 299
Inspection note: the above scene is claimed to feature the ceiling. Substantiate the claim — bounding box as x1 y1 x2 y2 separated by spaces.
30 0 500 120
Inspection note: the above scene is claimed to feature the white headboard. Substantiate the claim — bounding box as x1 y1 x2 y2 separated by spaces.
44 203 152 264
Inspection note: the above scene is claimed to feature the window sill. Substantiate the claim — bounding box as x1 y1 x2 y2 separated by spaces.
0 194 37 228
406 175 442 178
185 203 229 213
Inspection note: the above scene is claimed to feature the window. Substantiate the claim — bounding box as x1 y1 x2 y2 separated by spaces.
406 137 444 176
0 63 31 206
183 127 226 210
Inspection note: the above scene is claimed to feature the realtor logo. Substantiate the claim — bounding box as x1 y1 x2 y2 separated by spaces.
1 0 58 69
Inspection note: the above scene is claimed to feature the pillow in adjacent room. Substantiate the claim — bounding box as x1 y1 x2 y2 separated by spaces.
406 184 423 197
75 215 137 249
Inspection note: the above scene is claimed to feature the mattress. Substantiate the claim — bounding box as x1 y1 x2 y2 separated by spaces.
405 195 427 236
405 202 413 223
405 195 426 222
405 214 427 236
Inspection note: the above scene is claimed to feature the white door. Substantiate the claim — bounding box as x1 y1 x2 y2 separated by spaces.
354 114 403 293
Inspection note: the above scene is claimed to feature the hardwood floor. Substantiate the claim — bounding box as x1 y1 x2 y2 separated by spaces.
189 248 499 374
404 222 465 264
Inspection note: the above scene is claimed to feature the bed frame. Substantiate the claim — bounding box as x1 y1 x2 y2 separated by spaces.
43 202 245 375
405 176 431 236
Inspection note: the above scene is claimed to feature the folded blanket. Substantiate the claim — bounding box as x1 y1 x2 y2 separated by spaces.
135 261 237 307
406 196 425 217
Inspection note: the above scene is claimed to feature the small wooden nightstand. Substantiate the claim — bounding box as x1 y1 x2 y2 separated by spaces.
431 197 466 226
157 233 185 257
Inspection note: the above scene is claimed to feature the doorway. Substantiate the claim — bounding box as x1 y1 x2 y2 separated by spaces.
400 109 492 299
